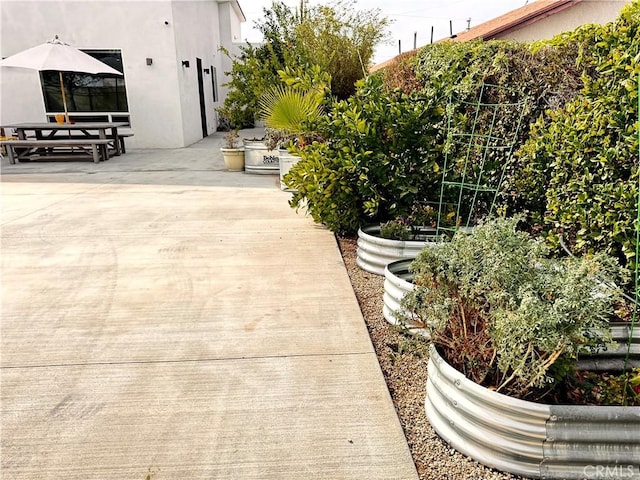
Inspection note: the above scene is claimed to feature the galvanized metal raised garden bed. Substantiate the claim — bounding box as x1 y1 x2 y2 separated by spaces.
356 224 437 276
426 345 640 480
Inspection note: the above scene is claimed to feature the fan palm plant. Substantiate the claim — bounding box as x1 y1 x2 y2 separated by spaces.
258 84 323 148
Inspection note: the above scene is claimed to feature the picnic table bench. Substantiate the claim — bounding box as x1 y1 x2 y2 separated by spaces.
1 121 130 163
61 132 134 153
0 138 112 164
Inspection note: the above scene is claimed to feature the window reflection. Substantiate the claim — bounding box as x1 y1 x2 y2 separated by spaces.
40 50 128 113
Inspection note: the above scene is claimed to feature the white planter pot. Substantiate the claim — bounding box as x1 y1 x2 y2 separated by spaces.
356 224 438 276
426 345 640 479
279 149 300 191
243 139 279 174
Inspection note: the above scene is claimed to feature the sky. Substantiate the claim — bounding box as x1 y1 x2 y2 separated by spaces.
239 0 530 65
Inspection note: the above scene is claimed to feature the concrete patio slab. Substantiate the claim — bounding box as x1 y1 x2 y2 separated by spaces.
1 132 419 479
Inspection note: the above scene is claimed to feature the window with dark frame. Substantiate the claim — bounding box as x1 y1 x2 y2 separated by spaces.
40 49 128 114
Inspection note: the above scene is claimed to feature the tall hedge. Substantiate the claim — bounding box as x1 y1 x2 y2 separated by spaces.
287 2 639 249
288 39 585 233
519 2 640 270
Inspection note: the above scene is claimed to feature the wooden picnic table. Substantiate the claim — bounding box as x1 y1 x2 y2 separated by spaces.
3 121 129 157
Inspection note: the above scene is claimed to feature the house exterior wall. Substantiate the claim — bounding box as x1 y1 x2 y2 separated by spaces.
495 0 630 42
0 0 244 148
171 0 219 147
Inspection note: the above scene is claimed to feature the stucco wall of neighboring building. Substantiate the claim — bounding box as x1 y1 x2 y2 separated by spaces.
0 0 244 148
496 0 630 42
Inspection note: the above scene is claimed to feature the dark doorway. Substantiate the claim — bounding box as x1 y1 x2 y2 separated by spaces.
196 58 207 138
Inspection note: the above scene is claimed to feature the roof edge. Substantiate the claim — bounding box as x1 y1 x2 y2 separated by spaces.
451 0 583 41
369 0 586 71
219 0 246 23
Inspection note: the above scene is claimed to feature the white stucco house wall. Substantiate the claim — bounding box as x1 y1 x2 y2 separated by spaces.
0 0 246 148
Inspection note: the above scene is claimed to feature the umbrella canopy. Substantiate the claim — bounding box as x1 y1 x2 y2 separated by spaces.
0 35 123 120
0 35 122 75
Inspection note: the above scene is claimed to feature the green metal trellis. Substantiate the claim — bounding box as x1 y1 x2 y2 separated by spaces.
436 83 528 237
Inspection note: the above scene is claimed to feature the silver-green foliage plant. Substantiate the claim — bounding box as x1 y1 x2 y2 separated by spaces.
401 217 624 399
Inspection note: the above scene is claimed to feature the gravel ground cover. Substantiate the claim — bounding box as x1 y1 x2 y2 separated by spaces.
337 236 528 480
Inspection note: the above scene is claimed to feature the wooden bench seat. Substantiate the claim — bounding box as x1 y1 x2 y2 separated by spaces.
0 138 112 164
57 132 134 154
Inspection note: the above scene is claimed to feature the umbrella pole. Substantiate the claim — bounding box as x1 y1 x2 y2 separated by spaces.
59 71 69 123
58 71 73 154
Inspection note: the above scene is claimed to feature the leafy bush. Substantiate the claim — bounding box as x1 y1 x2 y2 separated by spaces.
405 39 588 223
518 2 640 272
287 5 638 241
218 42 286 128
400 217 624 400
289 38 588 233
380 219 411 240
286 141 362 233
285 75 443 233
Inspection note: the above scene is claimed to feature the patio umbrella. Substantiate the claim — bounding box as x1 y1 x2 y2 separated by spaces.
0 35 123 121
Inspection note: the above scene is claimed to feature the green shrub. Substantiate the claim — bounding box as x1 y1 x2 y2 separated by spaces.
401 217 624 399
290 39 584 234
406 39 587 223
519 2 640 272
285 141 362 233
380 219 411 240
285 75 444 233
287 5 638 240
218 42 286 128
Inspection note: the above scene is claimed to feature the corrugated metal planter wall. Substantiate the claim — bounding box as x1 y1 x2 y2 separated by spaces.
426 345 640 479
578 323 640 371
243 139 279 174
356 225 432 275
383 259 430 337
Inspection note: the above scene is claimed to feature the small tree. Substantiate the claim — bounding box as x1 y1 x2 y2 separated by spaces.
219 0 389 126
217 42 284 128
293 0 389 99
